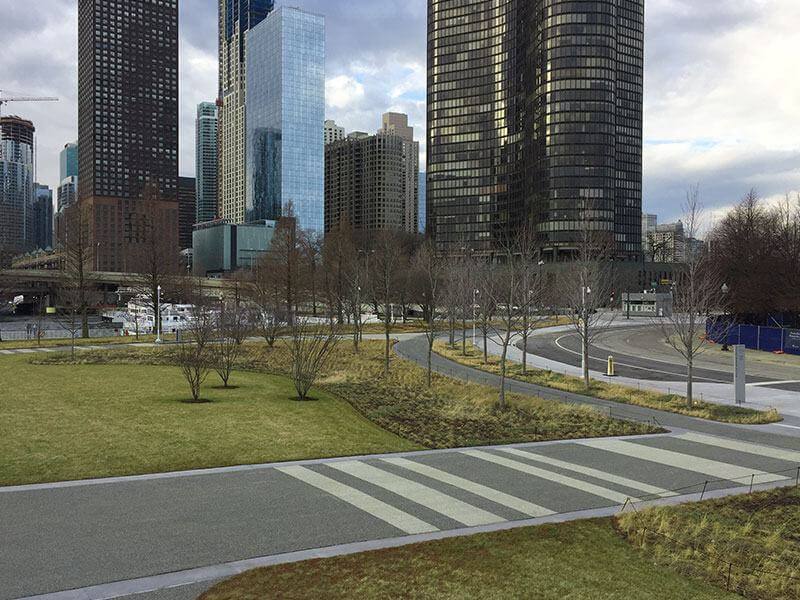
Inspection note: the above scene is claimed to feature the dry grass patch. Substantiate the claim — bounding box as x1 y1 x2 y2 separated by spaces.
435 342 781 425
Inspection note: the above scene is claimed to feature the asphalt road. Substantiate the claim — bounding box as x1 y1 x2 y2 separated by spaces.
522 325 800 393
3 334 800 600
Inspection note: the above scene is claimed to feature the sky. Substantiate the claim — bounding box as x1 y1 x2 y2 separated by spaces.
2 0 799 225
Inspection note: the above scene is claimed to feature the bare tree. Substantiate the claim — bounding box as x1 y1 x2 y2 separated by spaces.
413 240 447 387
283 317 340 401
59 203 96 339
267 206 303 326
248 254 285 349
657 187 726 407
558 226 618 389
175 279 216 403
474 261 498 364
125 185 180 338
213 286 249 388
371 230 406 375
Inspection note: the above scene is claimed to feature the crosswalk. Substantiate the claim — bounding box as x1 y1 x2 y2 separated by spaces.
276 433 799 536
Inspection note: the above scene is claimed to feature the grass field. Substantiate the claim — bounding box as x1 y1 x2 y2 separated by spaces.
36 341 657 451
618 486 800 600
0 333 158 350
434 341 781 425
0 353 416 486
199 518 738 600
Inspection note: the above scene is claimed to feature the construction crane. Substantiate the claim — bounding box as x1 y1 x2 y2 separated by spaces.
0 90 59 119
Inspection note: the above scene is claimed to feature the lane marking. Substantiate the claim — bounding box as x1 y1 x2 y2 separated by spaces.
382 457 554 518
498 447 675 498
748 380 800 387
578 439 787 484
275 465 437 535
676 432 800 465
774 424 800 431
328 461 504 527
462 450 637 504
553 333 728 383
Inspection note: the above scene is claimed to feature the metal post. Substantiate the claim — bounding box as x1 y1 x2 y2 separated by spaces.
155 285 162 344
749 474 754 494
734 345 746 405
700 481 708 500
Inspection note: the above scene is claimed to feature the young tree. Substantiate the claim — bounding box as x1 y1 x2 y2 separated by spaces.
213 285 249 388
474 260 498 364
557 225 618 389
175 279 216 403
267 206 304 326
371 230 406 374
300 230 322 317
283 317 340 401
60 203 96 339
413 240 447 387
657 187 726 408
248 254 285 349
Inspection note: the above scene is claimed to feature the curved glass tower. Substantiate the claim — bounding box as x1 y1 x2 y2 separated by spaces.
428 0 644 260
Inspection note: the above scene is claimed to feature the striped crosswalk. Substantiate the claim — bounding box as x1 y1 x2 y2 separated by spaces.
272 433 799 537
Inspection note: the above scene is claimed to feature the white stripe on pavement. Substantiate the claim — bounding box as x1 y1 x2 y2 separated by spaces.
329 461 504 527
0 350 13 355
275 465 437 535
381 457 554 518
579 439 787 484
462 450 636 504
676 432 800 465
499 448 675 498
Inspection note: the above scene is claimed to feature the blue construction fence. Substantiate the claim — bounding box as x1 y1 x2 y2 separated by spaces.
706 318 800 355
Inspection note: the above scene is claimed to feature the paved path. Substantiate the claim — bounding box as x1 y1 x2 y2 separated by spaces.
4 332 800 599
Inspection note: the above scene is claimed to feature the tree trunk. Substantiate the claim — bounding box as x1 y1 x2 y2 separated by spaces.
449 317 455 347
498 334 509 409
582 323 590 389
384 313 391 375
81 307 89 339
461 317 467 356
482 319 489 364
521 331 528 375
426 338 433 388
686 357 694 408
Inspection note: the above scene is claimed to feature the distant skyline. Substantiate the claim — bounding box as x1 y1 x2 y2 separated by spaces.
2 0 799 224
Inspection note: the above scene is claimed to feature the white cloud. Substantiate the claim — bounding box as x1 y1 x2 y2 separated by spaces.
325 75 365 109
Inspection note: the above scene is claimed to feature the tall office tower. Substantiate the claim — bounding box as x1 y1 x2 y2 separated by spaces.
78 0 179 272
60 142 78 182
218 0 275 224
427 0 644 259
325 116 419 235
418 172 427 233
380 112 419 234
0 116 35 258
642 212 657 259
246 6 325 231
324 120 345 145
178 177 197 251
195 102 219 224
32 184 54 250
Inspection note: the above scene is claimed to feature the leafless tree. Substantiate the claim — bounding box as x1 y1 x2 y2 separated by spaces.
283 317 340 401
267 206 303 326
413 240 447 387
300 230 322 318
213 285 249 388
59 203 96 339
248 254 285 349
474 261 498 364
175 279 216 403
657 187 727 407
125 185 180 337
321 223 355 325
558 225 618 389
371 230 407 374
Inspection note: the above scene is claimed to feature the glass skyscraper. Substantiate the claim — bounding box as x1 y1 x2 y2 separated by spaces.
427 0 644 260
245 7 325 231
0 116 35 257
195 102 219 223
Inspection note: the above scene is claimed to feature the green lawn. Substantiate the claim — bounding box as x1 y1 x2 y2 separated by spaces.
199 519 738 600
0 354 417 486
434 342 781 425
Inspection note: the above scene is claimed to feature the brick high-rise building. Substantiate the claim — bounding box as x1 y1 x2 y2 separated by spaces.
218 0 275 224
427 0 644 259
77 0 179 272
178 177 197 251
325 115 419 235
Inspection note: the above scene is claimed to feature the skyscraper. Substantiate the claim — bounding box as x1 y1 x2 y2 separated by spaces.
178 177 197 251
427 0 644 260
324 120 345 145
78 0 179 272
0 116 35 258
325 114 419 235
59 142 78 182
246 6 325 231
218 0 275 224
56 142 79 244
195 102 219 224
32 184 54 251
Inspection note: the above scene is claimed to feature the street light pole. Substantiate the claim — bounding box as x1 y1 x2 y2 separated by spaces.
155 285 162 344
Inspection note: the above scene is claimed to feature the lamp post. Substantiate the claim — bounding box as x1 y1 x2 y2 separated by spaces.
155 285 162 344
721 283 730 351
472 288 479 347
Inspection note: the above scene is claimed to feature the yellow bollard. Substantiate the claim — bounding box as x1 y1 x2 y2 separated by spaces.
607 355 616 377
